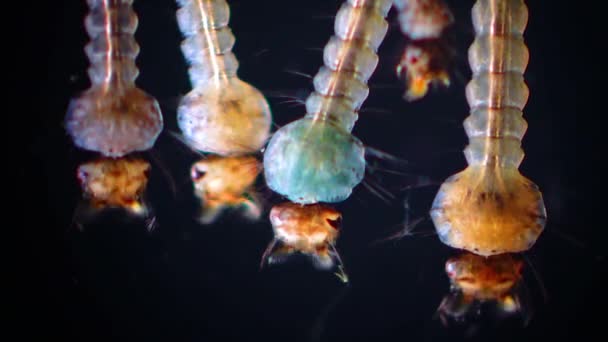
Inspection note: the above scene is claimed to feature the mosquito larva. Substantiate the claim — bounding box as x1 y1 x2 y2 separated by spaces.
176 0 272 155
65 0 163 157
263 0 392 204
393 0 454 101
392 0 453 40
430 0 546 256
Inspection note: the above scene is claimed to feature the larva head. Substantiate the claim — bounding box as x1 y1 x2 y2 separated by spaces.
397 43 451 101
431 166 546 256
190 155 261 205
66 87 163 157
438 252 527 324
445 252 523 300
263 118 365 204
177 77 272 156
77 157 150 216
269 202 341 255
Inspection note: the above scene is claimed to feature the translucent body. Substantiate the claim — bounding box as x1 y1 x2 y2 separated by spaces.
264 202 342 270
176 0 272 155
264 0 392 204
190 155 262 223
396 42 450 101
65 0 163 157
77 157 150 216
438 252 525 322
431 0 546 256
392 0 453 40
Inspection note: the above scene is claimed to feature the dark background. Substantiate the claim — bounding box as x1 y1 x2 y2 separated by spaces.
24 0 604 341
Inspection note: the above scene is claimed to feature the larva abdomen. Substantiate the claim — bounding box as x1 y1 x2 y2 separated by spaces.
464 0 530 167
471 0 528 35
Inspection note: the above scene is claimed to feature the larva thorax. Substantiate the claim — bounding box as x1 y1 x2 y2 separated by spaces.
263 0 391 204
65 0 163 157
430 0 546 257
176 0 272 156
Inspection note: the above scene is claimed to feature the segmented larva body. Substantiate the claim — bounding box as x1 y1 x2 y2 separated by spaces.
176 0 272 156
464 0 529 167
66 0 163 157
263 0 392 204
430 0 546 256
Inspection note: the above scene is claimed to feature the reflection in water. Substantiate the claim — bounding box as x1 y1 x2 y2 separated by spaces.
262 202 347 282
75 157 153 229
437 252 529 326
190 155 263 224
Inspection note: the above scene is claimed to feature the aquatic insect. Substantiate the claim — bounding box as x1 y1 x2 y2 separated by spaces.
430 0 546 256
264 0 392 204
262 202 346 279
393 0 454 101
190 155 262 223
77 157 151 217
392 0 453 40
437 252 526 324
396 41 451 101
65 0 163 157
176 0 272 155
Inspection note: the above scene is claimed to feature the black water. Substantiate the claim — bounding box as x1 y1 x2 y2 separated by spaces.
27 0 603 341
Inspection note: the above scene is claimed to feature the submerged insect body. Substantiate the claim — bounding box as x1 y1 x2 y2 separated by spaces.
430 0 546 256
264 0 392 204
65 0 163 157
176 0 272 155
393 0 453 40
397 41 451 101
393 0 454 101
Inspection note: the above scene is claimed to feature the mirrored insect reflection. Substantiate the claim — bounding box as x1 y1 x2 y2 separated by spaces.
437 252 531 326
190 155 263 224
261 202 348 282
74 156 155 230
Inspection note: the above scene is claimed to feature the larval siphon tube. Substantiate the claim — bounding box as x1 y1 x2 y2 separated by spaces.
430 0 546 256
